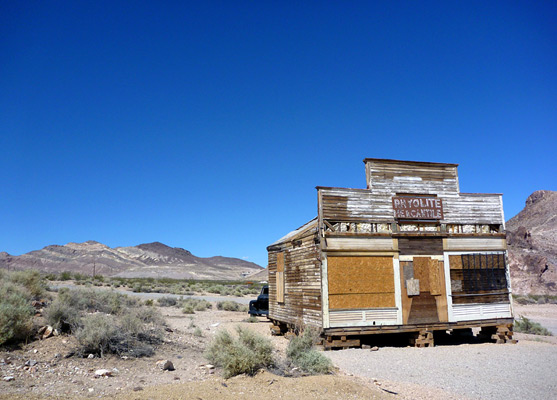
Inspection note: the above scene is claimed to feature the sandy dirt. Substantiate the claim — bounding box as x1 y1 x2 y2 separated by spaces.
1 297 556 400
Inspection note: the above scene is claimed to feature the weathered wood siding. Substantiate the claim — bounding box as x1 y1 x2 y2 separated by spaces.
268 232 322 328
365 159 460 196
319 188 503 225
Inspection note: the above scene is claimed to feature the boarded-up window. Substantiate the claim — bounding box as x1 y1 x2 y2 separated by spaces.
328 256 395 309
276 252 285 303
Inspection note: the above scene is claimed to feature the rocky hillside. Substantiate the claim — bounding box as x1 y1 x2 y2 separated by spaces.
507 190 557 295
0 241 263 281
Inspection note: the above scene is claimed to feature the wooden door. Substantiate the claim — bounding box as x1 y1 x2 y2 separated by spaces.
399 257 448 324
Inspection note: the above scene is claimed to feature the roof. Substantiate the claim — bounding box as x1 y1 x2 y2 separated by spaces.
267 218 318 247
363 158 459 167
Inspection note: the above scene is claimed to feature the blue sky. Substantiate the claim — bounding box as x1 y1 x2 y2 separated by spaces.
1 1 555 267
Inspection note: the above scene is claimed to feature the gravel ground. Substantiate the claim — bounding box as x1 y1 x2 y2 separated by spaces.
328 340 557 400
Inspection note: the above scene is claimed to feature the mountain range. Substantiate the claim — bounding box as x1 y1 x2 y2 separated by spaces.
0 241 263 281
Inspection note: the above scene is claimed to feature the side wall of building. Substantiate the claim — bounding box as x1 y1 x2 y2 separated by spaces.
268 232 322 329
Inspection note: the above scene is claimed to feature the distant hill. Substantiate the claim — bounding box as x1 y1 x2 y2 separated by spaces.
507 190 557 295
0 241 263 281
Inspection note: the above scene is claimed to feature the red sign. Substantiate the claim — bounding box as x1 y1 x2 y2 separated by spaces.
392 196 444 220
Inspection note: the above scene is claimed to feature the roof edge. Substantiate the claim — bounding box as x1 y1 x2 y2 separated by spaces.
363 158 459 167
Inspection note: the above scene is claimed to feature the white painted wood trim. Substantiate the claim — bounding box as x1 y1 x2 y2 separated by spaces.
444 252 455 322
321 256 330 329
325 237 396 251
444 238 507 251
329 308 399 328
392 255 403 324
399 255 444 261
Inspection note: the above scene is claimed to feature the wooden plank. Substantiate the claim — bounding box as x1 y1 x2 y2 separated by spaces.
435 261 449 322
399 238 444 255
327 256 395 309
325 238 395 251
399 261 413 324
407 292 439 324
329 293 396 309
413 257 431 292
445 238 507 251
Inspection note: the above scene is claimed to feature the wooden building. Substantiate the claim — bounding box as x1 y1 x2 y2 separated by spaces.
266 158 514 348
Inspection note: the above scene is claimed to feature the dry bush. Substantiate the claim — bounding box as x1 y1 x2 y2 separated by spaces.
286 329 332 374
514 316 553 336
9 270 46 299
0 279 34 345
217 301 248 312
45 287 164 357
205 326 274 378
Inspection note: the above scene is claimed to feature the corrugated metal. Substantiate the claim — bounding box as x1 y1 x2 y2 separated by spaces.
329 308 398 327
452 303 512 321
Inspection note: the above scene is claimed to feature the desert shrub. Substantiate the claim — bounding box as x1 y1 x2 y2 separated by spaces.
207 285 224 294
182 304 195 314
157 296 178 307
194 299 212 311
132 283 143 293
179 298 212 312
44 273 57 281
73 272 87 281
0 280 34 345
54 287 139 315
286 329 332 374
514 316 553 336
10 270 45 299
45 287 147 335
75 309 162 358
144 299 154 306
193 327 203 337
59 271 72 281
76 313 119 356
217 301 248 312
245 316 258 323
205 326 274 378
131 306 165 326
45 298 81 333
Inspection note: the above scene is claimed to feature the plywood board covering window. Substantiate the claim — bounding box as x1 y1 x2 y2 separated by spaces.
276 252 285 303
328 256 395 309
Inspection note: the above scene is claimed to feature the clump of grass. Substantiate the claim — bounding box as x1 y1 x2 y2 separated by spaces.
245 316 259 323
193 327 204 337
205 326 274 378
514 316 553 336
286 329 332 374
217 301 248 312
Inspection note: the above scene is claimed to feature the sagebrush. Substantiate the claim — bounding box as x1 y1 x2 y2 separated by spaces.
46 287 164 357
514 316 553 336
205 326 274 378
286 328 332 374
0 270 44 345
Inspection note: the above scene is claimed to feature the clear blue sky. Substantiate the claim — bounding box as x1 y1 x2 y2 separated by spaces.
1 1 555 267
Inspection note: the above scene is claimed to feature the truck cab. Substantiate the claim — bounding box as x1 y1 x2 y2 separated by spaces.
248 285 269 316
